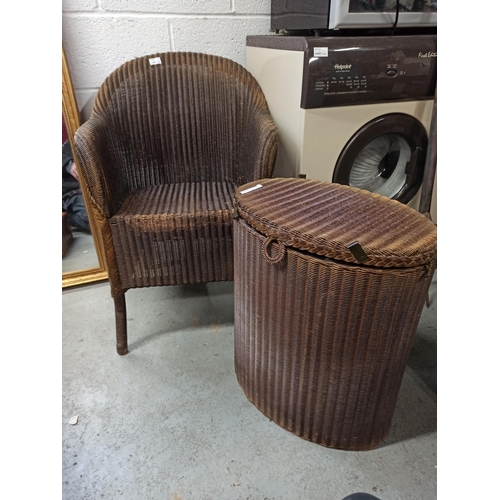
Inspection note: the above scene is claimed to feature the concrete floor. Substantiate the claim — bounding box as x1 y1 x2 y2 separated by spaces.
62 273 437 500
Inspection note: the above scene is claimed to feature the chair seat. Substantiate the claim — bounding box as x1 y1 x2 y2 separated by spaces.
110 182 237 288
112 181 237 218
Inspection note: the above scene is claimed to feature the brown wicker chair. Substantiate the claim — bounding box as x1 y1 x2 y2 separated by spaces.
73 52 278 355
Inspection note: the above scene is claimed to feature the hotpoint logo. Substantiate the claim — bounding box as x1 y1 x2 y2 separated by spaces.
418 51 437 58
334 64 352 70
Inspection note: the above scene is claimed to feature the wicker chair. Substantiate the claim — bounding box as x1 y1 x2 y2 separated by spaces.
73 52 278 354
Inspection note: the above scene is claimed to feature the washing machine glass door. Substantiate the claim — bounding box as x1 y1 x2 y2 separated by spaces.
333 113 428 204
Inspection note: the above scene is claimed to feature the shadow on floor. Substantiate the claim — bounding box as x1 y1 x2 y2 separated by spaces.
381 328 437 447
406 333 437 396
126 282 235 353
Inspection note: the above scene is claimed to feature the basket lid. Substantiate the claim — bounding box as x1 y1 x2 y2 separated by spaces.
234 178 437 268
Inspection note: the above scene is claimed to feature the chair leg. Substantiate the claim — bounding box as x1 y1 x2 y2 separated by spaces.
113 292 128 355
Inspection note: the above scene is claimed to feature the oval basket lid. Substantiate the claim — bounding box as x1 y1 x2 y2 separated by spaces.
234 178 437 268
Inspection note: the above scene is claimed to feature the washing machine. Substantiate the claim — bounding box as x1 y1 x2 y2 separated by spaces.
246 33 437 221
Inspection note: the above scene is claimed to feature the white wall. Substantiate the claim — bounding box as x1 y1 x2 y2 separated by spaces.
62 0 272 119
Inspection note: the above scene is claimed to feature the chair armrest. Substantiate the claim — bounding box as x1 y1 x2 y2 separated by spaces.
238 109 279 184
74 116 128 218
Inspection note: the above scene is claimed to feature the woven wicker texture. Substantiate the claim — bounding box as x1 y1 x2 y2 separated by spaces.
233 181 437 450
110 182 236 288
235 178 437 268
73 52 278 354
234 218 436 451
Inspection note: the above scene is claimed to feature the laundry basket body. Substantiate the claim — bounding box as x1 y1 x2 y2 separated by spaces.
232 178 437 451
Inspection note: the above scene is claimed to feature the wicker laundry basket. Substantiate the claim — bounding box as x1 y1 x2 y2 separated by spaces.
232 178 437 451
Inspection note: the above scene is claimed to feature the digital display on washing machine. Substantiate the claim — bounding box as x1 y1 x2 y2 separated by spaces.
313 69 368 94
301 36 437 109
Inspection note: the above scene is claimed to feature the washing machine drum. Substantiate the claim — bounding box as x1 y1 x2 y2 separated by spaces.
333 113 428 204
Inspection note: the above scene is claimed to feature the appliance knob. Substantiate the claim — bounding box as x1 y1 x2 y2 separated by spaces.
386 69 398 77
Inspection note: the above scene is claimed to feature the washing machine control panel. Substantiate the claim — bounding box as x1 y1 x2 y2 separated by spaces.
301 35 436 109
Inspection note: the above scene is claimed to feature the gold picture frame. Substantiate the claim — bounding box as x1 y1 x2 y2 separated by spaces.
62 46 108 288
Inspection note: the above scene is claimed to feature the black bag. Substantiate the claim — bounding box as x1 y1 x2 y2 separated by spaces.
62 189 90 233
62 140 90 233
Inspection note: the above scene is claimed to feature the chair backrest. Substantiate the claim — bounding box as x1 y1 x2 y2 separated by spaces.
92 52 269 188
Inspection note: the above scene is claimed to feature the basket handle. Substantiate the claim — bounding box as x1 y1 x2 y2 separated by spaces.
262 237 286 265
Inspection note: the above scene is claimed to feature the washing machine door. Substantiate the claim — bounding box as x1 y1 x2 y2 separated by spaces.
333 113 428 204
